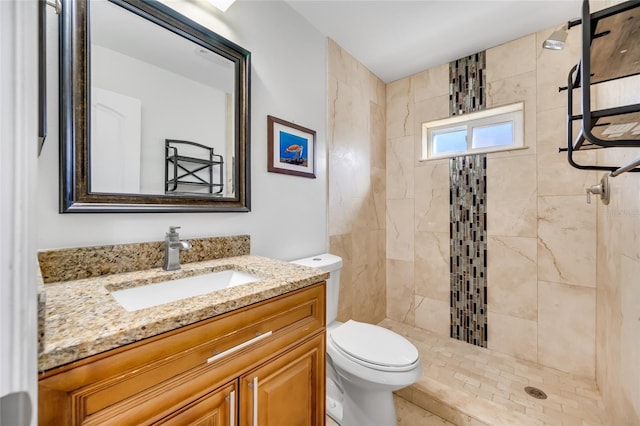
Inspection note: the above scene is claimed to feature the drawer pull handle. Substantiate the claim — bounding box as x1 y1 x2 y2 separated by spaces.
207 331 273 364
227 390 235 426
252 376 258 426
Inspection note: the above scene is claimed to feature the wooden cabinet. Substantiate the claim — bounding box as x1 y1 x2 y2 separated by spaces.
39 283 325 425
240 334 324 426
156 381 236 426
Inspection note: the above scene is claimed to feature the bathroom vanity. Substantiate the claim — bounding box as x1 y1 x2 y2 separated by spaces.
37 250 327 425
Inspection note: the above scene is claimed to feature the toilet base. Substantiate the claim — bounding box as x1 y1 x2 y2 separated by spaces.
326 376 343 423
327 374 397 426
340 379 397 426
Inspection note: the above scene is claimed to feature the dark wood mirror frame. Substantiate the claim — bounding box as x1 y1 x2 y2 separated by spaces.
59 0 251 213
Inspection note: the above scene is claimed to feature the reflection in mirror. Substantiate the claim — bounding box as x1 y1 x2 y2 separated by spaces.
59 0 250 212
90 1 234 196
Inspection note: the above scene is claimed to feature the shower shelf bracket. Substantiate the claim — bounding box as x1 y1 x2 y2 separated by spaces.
560 0 640 176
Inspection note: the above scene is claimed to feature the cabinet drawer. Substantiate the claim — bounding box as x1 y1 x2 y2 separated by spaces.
39 282 325 425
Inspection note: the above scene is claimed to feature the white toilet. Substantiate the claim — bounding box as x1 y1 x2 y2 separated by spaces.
291 254 422 426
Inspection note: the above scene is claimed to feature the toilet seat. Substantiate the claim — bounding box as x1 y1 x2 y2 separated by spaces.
329 320 420 372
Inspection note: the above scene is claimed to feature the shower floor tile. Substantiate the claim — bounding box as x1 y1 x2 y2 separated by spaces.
380 318 609 426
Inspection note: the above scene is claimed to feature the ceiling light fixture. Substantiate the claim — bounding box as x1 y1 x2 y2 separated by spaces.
543 24 568 50
208 0 235 12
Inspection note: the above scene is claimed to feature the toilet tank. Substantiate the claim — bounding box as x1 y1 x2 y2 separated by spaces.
290 254 343 324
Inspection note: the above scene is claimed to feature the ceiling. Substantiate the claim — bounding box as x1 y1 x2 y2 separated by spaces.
285 0 583 83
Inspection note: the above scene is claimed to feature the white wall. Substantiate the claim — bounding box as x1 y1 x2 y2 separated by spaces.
38 0 328 261
92 45 227 194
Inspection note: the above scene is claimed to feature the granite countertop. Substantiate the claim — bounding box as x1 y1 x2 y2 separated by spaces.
38 255 328 372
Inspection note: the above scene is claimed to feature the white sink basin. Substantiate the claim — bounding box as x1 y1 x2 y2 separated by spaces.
111 269 263 312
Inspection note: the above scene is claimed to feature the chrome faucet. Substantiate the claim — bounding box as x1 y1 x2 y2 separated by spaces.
163 226 192 271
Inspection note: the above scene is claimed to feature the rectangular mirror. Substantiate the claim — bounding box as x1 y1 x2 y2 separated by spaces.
60 0 251 212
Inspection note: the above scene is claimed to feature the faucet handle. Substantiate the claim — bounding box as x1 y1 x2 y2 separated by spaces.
585 173 610 205
168 226 181 235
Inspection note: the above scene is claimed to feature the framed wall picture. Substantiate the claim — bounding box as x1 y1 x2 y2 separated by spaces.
267 115 316 178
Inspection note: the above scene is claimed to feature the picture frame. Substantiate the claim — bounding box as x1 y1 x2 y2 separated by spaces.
267 115 316 178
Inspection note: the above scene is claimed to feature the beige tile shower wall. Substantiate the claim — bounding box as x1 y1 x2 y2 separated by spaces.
327 39 387 324
385 28 599 378
594 75 640 423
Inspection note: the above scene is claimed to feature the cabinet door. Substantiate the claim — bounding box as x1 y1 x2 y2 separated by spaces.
239 334 325 426
155 381 237 426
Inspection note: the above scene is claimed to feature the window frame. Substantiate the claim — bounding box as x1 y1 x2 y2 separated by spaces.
421 102 525 161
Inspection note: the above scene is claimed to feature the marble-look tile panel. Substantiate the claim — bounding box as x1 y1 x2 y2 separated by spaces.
369 70 386 107
415 160 450 233
350 195 382 233
594 75 640 111
487 311 538 363
595 145 640 424
486 71 537 157
612 254 640 422
328 84 362 192
487 236 537 320
387 259 415 326
328 192 357 236
387 136 415 199
327 74 339 151
329 234 354 322
371 166 387 231
486 155 537 238
414 95 449 163
330 88 369 179
486 35 536 83
387 198 415 261
538 281 596 378
327 38 352 85
351 229 386 323
387 77 415 140
537 195 596 287
328 74 372 236
328 38 372 94
536 107 597 196
413 63 449 103
415 232 449 303
598 150 640 259
328 39 388 328
415 296 450 337
535 26 581 113
371 100 387 170
38 235 250 283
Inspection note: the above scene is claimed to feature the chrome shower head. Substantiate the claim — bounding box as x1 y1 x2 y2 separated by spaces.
543 25 568 50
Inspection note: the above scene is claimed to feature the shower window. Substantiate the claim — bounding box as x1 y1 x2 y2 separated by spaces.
421 102 524 160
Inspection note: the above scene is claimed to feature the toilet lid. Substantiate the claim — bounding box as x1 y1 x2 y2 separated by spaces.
329 320 419 369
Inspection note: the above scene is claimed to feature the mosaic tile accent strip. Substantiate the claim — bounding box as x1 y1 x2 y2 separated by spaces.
448 51 488 347
449 155 487 347
449 52 486 116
